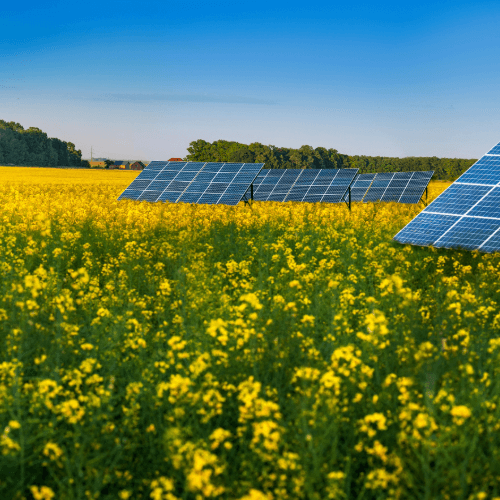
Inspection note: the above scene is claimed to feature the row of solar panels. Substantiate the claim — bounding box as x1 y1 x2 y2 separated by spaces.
394 140 500 252
118 161 434 207
251 169 434 204
118 139 500 253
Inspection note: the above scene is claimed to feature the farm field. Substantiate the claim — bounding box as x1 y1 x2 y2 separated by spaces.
1 168 500 499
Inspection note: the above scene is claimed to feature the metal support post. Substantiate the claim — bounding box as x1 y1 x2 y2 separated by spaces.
349 186 351 211
251 184 254 202
420 186 429 207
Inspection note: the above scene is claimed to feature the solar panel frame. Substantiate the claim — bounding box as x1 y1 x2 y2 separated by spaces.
393 142 500 252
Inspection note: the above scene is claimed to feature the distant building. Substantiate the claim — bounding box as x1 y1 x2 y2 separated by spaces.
130 161 145 170
168 158 183 161
111 161 130 170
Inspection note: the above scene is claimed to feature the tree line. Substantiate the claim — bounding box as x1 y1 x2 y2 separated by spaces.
0 120 83 167
186 139 477 180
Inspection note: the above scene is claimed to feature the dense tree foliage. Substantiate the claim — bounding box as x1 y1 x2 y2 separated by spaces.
0 120 83 167
186 139 477 180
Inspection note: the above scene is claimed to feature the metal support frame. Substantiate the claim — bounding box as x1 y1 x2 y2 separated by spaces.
343 186 352 211
242 183 254 207
419 186 428 207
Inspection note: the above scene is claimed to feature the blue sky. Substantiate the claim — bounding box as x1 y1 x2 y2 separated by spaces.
1 0 499 160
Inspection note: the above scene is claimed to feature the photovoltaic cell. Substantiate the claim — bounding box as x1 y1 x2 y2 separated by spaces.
487 142 500 155
394 140 500 252
118 161 264 205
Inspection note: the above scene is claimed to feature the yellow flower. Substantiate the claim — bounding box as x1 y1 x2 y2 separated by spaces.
239 489 272 500
301 314 315 326
43 442 63 460
30 486 55 500
450 405 472 419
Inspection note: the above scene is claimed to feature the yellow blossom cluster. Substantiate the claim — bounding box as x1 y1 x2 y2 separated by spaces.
0 169 497 499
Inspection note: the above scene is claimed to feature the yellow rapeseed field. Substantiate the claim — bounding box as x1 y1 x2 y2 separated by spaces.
1 167 499 500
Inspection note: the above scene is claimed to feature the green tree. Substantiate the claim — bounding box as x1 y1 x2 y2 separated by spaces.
229 147 256 163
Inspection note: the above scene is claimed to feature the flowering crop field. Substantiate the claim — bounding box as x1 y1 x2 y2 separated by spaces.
1 167 500 500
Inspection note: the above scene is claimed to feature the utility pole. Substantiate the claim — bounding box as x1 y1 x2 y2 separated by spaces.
91 146 93 162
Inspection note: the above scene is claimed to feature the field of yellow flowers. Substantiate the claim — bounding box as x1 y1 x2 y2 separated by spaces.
1 167 499 500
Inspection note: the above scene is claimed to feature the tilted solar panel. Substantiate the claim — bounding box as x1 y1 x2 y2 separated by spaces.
341 171 434 204
394 141 500 252
398 171 434 204
251 168 359 203
343 173 376 202
118 161 264 206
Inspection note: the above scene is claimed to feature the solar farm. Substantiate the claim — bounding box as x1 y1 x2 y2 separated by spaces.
2 143 500 499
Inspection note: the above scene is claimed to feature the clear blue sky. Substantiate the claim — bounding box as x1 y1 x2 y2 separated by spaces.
1 0 499 160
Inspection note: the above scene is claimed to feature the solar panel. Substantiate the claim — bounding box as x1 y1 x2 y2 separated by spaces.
341 171 434 204
251 168 358 203
118 161 264 205
394 141 500 252
398 171 434 204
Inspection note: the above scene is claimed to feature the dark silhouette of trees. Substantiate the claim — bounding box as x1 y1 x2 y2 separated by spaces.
0 120 83 166
186 139 476 180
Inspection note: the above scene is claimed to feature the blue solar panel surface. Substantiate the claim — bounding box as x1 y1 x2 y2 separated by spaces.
394 141 500 252
251 168 358 203
118 161 264 205
363 171 434 203
341 171 433 204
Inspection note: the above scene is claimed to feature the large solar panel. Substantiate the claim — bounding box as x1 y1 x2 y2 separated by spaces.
341 171 434 204
394 141 500 252
118 161 264 206
251 168 358 203
363 171 434 203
